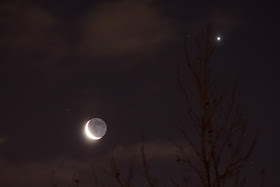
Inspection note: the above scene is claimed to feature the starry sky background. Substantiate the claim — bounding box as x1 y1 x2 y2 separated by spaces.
0 0 279 186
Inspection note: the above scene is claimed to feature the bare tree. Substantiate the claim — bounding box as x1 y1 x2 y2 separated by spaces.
104 141 158 187
72 172 80 187
51 169 58 187
140 138 158 187
175 26 256 187
105 152 136 187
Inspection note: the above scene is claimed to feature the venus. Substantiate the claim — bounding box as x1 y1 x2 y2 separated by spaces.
85 118 107 140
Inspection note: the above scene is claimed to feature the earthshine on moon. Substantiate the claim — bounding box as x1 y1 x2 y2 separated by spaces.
85 118 107 140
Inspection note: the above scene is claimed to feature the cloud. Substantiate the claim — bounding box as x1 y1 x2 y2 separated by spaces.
1 3 55 51
0 141 176 186
107 140 181 161
0 137 8 144
206 7 247 32
0 1 176 69
80 1 174 57
0 2 71 68
0 139 190 186
0 156 90 187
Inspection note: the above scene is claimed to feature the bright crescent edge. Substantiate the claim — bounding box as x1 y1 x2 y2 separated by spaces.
85 121 102 140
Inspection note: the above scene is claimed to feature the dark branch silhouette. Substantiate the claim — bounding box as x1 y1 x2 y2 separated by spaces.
175 25 256 187
105 152 135 187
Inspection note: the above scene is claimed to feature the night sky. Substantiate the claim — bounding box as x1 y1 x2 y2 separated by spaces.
0 0 279 186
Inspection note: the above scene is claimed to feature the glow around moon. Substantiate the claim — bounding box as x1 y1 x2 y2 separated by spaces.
85 118 107 140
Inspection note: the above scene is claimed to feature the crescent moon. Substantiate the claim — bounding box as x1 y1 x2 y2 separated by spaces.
85 121 102 140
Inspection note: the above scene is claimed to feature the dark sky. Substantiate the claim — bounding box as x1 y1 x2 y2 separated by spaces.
0 0 279 186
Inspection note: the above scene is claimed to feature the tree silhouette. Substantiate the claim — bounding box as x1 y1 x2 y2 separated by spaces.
105 140 158 187
174 26 257 187
105 152 136 187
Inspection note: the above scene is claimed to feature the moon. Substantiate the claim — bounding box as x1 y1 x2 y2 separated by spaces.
85 118 107 140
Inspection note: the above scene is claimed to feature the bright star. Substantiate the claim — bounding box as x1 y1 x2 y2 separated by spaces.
217 36 221 41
